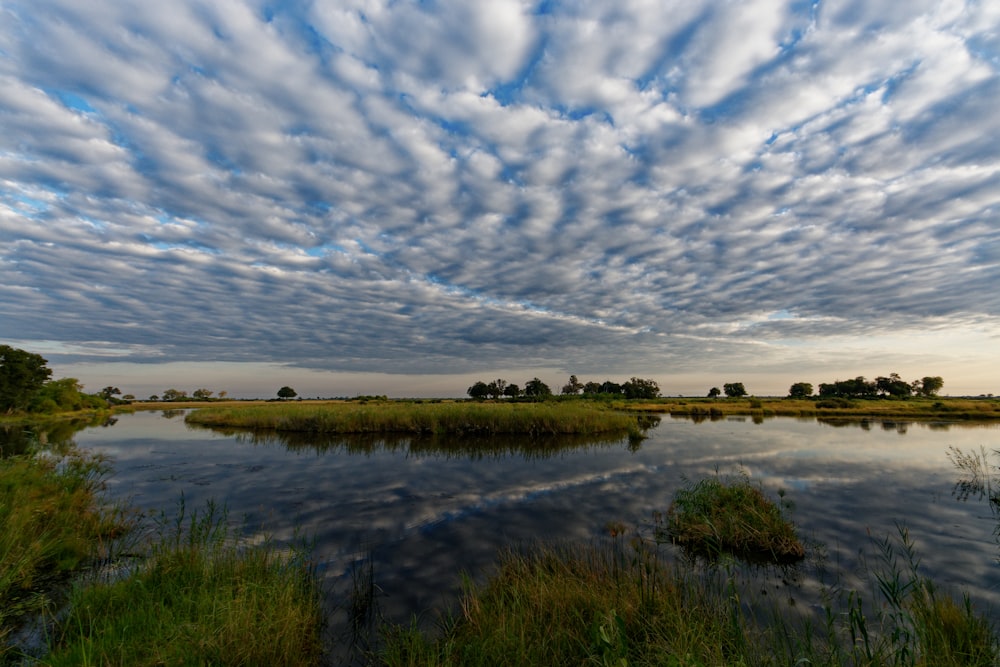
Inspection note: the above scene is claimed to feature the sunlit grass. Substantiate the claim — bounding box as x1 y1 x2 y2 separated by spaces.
185 401 647 437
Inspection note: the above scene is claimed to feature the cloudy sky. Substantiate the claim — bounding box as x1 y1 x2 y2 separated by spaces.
2 0 999 399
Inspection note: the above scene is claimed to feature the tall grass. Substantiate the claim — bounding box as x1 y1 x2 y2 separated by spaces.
380 526 998 666
660 472 805 564
43 499 325 667
0 448 128 654
186 401 646 438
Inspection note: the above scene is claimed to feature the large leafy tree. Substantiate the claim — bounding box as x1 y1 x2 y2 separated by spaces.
622 377 660 400
524 377 552 399
0 345 53 413
723 382 747 398
788 382 813 398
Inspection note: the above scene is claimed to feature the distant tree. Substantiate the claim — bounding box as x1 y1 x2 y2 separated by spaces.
707 387 721 398
788 382 813 399
161 388 187 402
487 379 508 400
598 380 622 395
622 377 660 400
919 376 944 397
122 394 135 401
277 386 297 400
149 394 159 402
524 377 552 399
723 382 747 398
192 388 214 401
875 373 911 398
561 375 583 395
0 345 53 414
503 383 521 399
818 376 876 398
467 381 490 400
218 390 228 400
99 386 121 400
582 381 602 395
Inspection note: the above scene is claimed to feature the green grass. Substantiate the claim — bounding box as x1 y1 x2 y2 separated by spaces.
379 525 998 666
0 447 128 652
659 472 805 564
42 500 325 667
185 401 648 438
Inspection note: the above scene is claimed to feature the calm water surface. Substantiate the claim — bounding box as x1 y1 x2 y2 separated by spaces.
69 411 1000 633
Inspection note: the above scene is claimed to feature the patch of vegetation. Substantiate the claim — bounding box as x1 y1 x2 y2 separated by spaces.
43 501 324 667
185 401 651 439
0 447 130 656
380 526 998 667
659 472 805 564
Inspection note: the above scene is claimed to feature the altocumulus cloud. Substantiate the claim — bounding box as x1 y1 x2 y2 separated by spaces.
1 0 999 395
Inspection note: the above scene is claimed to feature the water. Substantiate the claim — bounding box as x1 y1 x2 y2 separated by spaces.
49 412 1000 638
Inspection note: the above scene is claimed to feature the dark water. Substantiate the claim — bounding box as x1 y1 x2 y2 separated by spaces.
36 412 1000 642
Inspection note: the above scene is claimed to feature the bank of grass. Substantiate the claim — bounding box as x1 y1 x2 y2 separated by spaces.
44 501 324 667
185 401 646 438
659 473 805 564
619 396 1000 421
0 448 127 651
380 528 998 667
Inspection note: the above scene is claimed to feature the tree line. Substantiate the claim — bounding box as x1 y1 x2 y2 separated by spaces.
785 373 944 399
467 375 661 401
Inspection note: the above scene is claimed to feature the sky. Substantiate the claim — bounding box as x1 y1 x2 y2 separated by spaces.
2 0 999 399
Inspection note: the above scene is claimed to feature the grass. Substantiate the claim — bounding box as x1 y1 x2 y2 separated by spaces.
659 472 805 564
379 525 998 666
619 396 1000 421
185 401 649 439
42 500 325 667
0 447 129 654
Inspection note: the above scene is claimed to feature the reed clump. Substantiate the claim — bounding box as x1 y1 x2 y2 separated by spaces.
43 500 324 667
660 472 805 564
0 448 128 651
380 526 998 666
185 401 645 438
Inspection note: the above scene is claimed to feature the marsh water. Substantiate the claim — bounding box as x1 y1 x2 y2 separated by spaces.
13 411 1000 645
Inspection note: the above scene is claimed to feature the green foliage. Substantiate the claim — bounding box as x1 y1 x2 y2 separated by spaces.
1 447 129 650
0 345 53 414
723 382 747 398
660 472 804 564
44 501 324 667
707 386 721 398
160 388 188 401
788 382 813 398
524 377 552 399
467 380 490 400
277 385 298 400
622 377 660 400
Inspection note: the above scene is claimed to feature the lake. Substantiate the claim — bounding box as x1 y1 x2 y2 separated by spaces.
44 410 1000 649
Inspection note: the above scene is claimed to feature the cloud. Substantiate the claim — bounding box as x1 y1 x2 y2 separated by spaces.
1 0 998 395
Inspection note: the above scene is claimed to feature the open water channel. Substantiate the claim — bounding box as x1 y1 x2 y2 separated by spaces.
15 410 1000 656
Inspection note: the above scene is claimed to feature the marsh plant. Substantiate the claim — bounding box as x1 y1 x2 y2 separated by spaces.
658 471 805 565
379 524 997 666
42 499 325 667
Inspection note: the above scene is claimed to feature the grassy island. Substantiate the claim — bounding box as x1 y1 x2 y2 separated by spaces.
184 401 648 438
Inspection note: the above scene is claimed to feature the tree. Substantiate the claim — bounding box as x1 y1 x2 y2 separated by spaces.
582 381 602 395
524 377 552 399
161 388 188 402
0 345 53 413
622 377 660 400
788 382 813 399
875 373 911 398
561 375 583 395
598 380 622 395
192 388 214 400
487 379 508 400
218 390 228 400
503 383 521 399
100 386 122 400
919 376 944 397
277 386 297 400
707 387 721 398
467 381 490 400
723 382 747 398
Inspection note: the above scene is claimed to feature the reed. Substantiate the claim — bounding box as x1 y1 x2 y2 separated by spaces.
43 500 325 667
0 448 128 654
659 472 805 564
380 525 998 666
185 401 646 437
